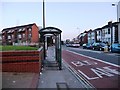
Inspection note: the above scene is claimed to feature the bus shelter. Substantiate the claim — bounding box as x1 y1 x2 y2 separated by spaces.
39 27 62 70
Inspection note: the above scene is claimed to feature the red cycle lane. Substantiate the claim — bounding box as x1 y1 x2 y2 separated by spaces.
62 50 120 89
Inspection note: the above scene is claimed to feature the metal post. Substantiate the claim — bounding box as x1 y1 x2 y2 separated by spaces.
55 35 58 62
43 0 45 28
43 0 46 59
43 36 46 59
59 34 62 70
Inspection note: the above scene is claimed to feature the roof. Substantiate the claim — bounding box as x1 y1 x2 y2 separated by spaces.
112 22 120 25
83 31 88 33
39 27 62 35
87 29 92 33
94 27 102 31
2 23 36 31
102 21 120 29
102 24 109 29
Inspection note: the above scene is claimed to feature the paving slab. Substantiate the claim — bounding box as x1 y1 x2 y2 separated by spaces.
37 46 85 89
2 72 39 88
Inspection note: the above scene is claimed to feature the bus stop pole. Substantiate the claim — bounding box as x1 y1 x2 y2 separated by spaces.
58 34 62 70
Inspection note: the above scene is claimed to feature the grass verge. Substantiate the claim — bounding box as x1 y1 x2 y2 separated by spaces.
0 45 38 51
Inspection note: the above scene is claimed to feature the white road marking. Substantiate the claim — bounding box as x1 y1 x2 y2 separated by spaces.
62 60 95 88
70 48 102 53
66 50 120 68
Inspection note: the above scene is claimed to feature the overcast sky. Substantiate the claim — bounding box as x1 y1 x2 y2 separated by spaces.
0 0 119 40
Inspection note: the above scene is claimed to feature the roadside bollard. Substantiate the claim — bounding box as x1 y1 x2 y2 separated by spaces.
104 46 108 52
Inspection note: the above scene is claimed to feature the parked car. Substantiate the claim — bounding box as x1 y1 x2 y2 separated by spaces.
82 43 92 49
82 44 87 49
72 43 80 47
66 43 72 47
110 43 120 53
86 43 92 49
92 42 108 51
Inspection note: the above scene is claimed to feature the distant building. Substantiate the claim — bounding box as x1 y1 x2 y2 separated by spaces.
112 22 120 43
118 1 120 43
77 31 88 45
2 23 39 46
101 24 110 44
101 21 119 45
95 28 102 43
0 32 2 45
87 29 96 44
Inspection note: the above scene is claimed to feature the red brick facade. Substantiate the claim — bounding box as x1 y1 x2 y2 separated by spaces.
2 23 39 46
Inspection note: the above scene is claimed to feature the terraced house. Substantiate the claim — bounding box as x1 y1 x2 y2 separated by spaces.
87 29 96 44
0 32 2 45
2 23 39 46
85 21 120 45
101 21 119 45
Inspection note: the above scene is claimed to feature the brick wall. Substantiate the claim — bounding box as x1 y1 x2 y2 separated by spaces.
31 24 39 44
1 49 43 73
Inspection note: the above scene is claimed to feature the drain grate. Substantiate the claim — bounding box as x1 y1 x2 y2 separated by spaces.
56 82 69 90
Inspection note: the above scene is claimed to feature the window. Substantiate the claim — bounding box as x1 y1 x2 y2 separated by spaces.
23 33 25 38
105 30 107 34
29 34 32 38
108 28 110 34
22 28 25 31
12 35 14 38
99 31 100 36
11 30 14 33
8 35 11 39
8 30 11 33
108 38 110 43
97 31 99 35
18 34 22 38
19 28 22 32
2 36 5 39
29 28 32 32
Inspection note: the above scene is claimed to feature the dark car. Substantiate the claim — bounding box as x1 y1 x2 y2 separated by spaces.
86 43 92 49
110 43 120 53
92 43 108 51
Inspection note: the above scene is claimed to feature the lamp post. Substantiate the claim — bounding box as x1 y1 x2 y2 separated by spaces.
43 0 45 28
112 3 118 21
112 2 120 44
42 0 47 59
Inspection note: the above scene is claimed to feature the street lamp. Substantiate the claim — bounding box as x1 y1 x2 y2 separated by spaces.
112 3 119 21
43 0 45 28
112 2 120 44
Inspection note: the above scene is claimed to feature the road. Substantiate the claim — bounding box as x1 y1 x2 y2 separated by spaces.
62 45 120 66
62 45 120 89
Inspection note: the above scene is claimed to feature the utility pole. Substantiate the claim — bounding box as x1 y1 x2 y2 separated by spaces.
43 0 45 28
43 0 47 59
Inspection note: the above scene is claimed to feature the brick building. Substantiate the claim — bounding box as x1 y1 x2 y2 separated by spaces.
2 23 39 46
0 32 2 45
77 31 88 45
